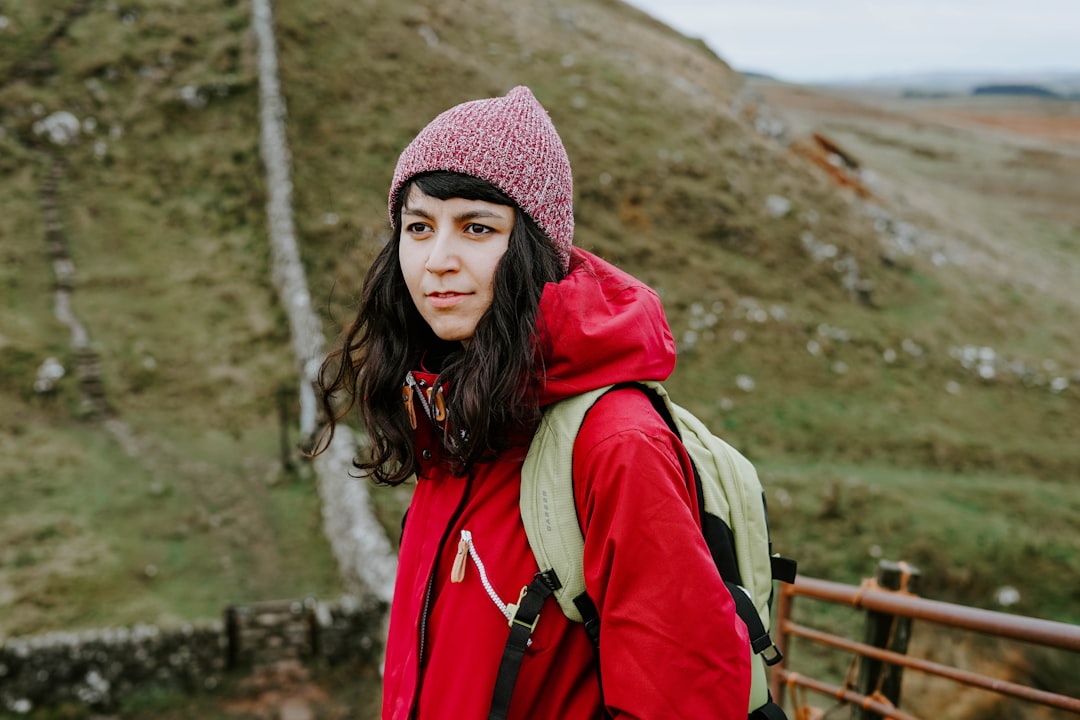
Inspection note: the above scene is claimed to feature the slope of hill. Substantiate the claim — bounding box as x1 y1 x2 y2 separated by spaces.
1 0 344 637
1 0 1078 714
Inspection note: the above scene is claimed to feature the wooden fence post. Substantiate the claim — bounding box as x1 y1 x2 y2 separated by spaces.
852 560 921 720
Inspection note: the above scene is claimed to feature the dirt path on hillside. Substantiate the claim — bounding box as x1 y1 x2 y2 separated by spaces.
38 155 111 419
30 151 319 636
26 152 298 636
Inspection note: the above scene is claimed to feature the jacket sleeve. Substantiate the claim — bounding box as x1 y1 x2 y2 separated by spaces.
573 388 752 719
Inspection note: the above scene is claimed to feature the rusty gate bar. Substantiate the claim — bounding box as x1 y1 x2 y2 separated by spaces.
782 620 1080 714
787 576 1080 652
773 668 923 720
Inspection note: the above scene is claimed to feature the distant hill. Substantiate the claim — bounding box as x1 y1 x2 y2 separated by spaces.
972 84 1059 98
822 69 1080 97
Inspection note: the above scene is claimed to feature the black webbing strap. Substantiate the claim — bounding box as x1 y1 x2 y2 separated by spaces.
725 580 783 666
771 554 798 584
572 591 609 716
573 591 602 648
488 573 555 720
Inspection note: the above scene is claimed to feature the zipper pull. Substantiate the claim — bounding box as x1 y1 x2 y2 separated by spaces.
402 384 417 429
450 531 470 583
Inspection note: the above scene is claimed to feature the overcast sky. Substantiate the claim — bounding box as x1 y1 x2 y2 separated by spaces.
623 1 1080 82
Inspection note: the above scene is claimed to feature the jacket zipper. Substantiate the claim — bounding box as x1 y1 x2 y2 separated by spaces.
409 471 474 718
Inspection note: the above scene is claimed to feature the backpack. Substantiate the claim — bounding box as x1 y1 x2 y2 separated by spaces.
491 381 796 720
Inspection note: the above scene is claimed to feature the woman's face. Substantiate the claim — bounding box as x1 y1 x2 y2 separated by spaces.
398 184 513 345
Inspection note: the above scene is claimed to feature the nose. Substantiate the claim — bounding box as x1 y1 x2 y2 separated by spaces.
424 228 460 274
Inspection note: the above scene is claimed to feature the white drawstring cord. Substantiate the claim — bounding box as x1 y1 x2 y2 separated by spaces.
456 530 534 646
459 530 512 619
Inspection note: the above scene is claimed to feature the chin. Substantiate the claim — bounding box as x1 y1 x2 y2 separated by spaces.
434 329 473 345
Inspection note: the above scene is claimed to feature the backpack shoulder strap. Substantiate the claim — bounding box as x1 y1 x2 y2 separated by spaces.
519 385 614 622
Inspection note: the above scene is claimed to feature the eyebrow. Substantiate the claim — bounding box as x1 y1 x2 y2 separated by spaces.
401 206 509 223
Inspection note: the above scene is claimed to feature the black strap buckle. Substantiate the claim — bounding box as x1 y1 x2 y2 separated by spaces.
489 574 556 720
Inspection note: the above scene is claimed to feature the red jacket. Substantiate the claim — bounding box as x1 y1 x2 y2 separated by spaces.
382 250 751 719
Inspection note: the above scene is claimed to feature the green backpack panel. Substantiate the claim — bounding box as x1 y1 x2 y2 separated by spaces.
519 381 795 717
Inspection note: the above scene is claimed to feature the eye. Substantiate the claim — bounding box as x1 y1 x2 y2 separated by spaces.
465 223 492 235
405 221 431 234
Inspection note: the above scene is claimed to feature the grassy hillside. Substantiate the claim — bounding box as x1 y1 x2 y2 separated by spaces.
1 0 1078 715
0 0 343 635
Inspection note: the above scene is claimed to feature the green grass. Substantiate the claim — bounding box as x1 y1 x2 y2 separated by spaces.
762 460 1080 622
0 415 342 636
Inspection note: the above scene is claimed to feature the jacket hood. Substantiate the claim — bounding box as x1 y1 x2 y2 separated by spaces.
536 249 676 406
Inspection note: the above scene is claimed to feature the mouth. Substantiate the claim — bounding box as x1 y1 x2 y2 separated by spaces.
426 291 470 308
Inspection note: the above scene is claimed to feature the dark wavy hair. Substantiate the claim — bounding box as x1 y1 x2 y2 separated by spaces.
314 171 567 484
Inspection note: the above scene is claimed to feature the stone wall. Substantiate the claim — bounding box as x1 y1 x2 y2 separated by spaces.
0 595 385 715
249 0 398 609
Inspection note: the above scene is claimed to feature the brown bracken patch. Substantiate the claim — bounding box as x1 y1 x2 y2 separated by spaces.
918 109 1080 144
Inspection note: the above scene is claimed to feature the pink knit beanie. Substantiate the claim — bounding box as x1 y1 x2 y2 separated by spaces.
389 86 574 269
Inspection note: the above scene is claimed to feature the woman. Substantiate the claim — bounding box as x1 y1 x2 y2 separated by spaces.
318 86 751 719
